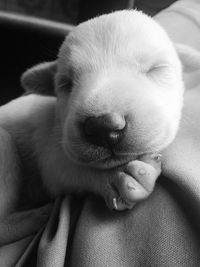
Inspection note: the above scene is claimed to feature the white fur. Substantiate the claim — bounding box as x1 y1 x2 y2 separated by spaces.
1 10 197 209
56 10 184 169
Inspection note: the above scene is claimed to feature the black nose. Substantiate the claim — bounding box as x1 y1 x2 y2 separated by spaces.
83 113 126 148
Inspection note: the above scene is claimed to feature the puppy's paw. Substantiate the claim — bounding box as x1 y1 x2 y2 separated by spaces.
107 154 162 211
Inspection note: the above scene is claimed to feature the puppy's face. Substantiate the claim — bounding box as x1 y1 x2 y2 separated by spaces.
55 10 184 169
52 11 184 169
9 10 181 173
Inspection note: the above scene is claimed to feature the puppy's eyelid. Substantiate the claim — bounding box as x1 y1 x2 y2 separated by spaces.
150 63 170 70
141 63 170 74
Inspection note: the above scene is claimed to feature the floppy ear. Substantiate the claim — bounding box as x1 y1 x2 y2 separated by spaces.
175 44 200 72
21 61 57 96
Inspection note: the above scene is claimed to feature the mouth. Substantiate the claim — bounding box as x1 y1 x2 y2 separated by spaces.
71 148 159 170
92 150 161 169
89 154 139 169
64 135 163 170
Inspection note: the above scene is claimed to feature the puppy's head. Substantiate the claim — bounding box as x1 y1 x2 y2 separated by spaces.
22 10 197 169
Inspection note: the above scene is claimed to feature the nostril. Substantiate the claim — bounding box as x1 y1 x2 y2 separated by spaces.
83 113 126 148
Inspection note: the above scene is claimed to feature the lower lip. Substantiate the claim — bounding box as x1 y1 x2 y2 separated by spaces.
86 148 159 169
87 154 139 170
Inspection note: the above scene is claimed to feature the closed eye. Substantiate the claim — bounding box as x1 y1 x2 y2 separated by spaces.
146 63 170 74
145 63 175 85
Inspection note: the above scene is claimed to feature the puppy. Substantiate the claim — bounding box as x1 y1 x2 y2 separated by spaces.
1 10 199 241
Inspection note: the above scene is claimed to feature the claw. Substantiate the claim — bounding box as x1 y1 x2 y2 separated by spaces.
112 197 118 210
151 153 162 162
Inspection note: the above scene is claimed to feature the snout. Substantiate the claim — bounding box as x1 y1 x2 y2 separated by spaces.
79 105 167 155
61 68 183 168
62 81 181 168
82 113 126 148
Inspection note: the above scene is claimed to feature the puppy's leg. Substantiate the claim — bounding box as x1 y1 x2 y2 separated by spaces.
41 144 161 212
0 128 51 245
111 154 162 210
93 154 162 211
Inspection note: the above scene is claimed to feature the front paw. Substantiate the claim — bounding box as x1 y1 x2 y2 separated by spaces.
104 154 162 211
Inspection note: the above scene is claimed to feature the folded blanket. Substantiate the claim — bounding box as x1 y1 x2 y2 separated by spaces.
2 1 200 266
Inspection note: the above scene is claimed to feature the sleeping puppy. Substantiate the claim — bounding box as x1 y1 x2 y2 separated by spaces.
1 10 200 240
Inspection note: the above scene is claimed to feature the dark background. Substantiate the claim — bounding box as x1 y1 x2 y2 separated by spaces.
0 0 177 23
